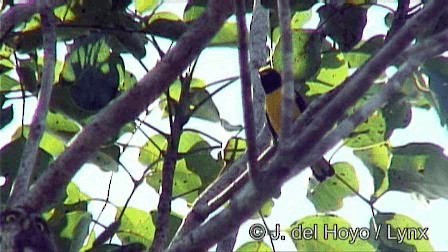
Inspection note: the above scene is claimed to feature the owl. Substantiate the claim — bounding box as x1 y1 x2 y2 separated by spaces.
0 207 57 252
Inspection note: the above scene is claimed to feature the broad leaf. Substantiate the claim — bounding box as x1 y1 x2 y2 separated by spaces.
288 215 375 251
388 143 448 200
307 162 359 212
236 241 273 252
371 213 433 251
273 29 322 82
116 207 155 247
354 143 391 199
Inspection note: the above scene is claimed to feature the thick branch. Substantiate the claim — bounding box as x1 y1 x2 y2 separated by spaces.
10 0 57 205
17 0 235 212
0 1 65 42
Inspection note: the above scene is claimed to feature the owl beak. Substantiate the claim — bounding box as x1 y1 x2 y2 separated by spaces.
23 219 31 229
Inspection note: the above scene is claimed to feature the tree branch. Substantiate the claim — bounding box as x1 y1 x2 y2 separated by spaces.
235 0 258 178
277 0 295 140
0 1 65 43
9 0 57 205
150 97 183 251
17 0 235 212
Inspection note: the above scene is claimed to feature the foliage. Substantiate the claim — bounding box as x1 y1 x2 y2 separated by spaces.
0 0 447 251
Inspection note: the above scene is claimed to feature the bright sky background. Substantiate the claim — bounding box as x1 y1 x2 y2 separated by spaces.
2 0 448 251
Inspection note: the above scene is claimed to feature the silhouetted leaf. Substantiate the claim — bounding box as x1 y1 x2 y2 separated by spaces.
389 143 448 200
0 137 52 204
0 95 13 129
318 4 367 51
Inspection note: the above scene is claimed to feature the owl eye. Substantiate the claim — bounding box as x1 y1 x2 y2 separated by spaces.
4 213 18 223
34 220 47 232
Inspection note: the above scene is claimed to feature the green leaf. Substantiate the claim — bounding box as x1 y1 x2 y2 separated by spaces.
150 211 183 248
46 112 81 135
159 78 220 123
145 12 188 41
0 137 52 204
222 137 247 164
307 162 359 212
382 94 412 138
0 95 13 129
251 199 274 219
19 125 66 157
0 44 14 73
305 51 349 96
210 22 238 47
388 143 448 200
118 70 137 92
183 5 205 22
116 207 155 247
0 74 20 93
273 29 322 82
135 0 159 14
371 213 433 251
291 10 312 29
288 215 375 251
345 111 386 148
181 131 221 190
236 241 273 252
59 211 92 252
147 158 202 203
189 87 221 122
354 143 391 199
64 183 90 205
344 85 387 148
344 35 384 68
88 145 120 172
138 134 167 166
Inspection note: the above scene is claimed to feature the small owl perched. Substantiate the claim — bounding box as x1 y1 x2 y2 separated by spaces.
0 207 57 252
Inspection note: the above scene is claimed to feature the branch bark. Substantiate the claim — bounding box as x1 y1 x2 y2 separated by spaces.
9 0 57 205
277 0 295 140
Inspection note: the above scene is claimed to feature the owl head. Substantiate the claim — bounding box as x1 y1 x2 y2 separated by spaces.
0 207 57 252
